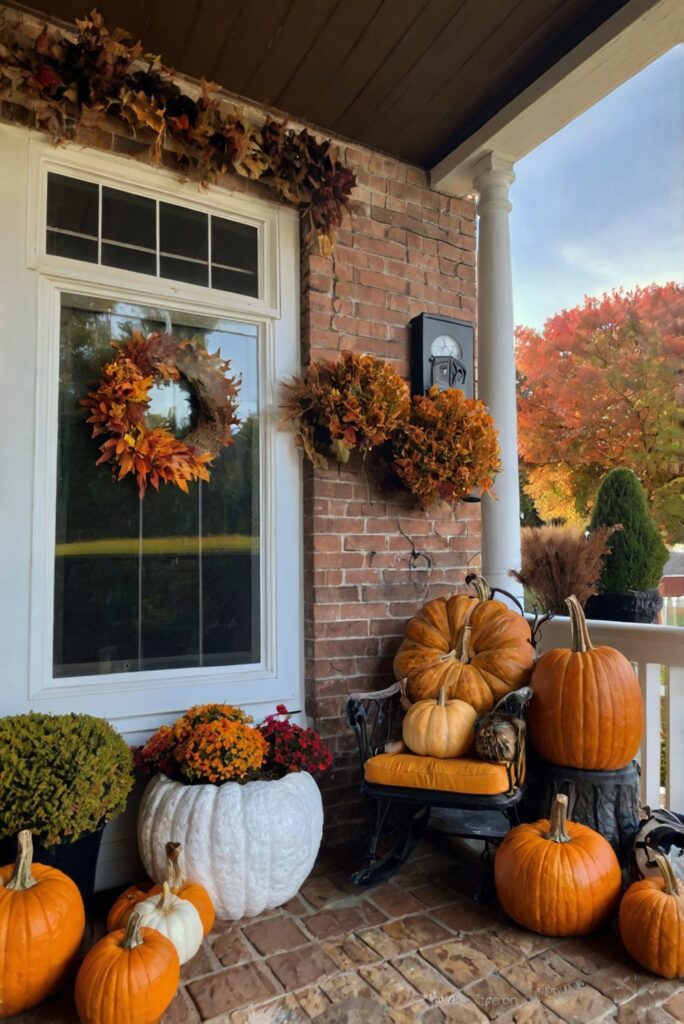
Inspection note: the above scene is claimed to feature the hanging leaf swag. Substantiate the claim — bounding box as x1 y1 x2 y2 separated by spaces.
281 352 411 468
282 353 502 507
0 10 356 251
80 331 241 498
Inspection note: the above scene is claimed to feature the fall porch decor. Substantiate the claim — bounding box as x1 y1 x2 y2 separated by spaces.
74 912 180 1024
80 330 240 498
527 595 644 770
494 794 622 936
0 830 86 1018
392 386 501 507
393 575 534 713
619 853 684 978
0 11 355 252
281 351 410 468
135 703 331 918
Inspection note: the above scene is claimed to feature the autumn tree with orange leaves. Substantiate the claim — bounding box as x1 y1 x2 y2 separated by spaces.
516 282 683 543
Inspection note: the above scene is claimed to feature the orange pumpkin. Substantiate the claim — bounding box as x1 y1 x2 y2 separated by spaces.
0 830 85 1018
494 794 622 936
75 911 180 1024
394 576 534 713
619 854 684 978
107 843 215 937
528 595 644 769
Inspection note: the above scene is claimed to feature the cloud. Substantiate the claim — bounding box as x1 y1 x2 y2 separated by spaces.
511 46 684 330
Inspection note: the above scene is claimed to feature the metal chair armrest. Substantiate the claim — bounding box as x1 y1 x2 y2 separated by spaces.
346 682 401 766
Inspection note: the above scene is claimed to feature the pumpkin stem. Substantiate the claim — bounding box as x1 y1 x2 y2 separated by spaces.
543 794 571 844
165 842 186 890
469 575 492 602
5 830 38 892
655 853 680 896
566 595 594 653
437 687 446 706
122 911 144 949
158 880 174 912
457 625 472 663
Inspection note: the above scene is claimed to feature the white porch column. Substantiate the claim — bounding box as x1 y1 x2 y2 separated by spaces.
473 152 523 600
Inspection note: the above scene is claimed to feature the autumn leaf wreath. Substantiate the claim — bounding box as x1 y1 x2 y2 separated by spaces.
80 331 240 497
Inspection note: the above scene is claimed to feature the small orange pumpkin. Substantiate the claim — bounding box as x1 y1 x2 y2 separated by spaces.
528 595 644 769
0 830 85 1018
619 853 684 978
402 687 476 758
107 842 215 937
75 911 180 1024
394 576 534 714
106 880 155 932
494 794 622 936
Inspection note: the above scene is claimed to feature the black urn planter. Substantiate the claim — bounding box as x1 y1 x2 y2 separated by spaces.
584 588 663 624
0 825 105 903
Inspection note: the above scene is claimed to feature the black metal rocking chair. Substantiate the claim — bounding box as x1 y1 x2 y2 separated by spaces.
346 683 532 900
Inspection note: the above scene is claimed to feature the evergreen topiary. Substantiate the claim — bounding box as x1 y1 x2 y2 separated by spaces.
0 713 134 846
590 469 668 593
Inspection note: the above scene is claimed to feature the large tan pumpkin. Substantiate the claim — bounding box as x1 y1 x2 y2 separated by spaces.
528 595 644 770
394 577 534 713
402 688 476 758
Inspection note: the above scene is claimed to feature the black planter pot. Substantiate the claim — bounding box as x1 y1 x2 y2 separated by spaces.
0 825 105 904
584 588 663 624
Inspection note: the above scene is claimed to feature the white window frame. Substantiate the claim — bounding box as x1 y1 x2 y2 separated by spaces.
26 139 303 717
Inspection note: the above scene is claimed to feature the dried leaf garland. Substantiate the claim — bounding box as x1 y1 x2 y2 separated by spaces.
281 356 502 509
0 10 356 249
281 352 411 468
80 330 241 498
392 387 502 507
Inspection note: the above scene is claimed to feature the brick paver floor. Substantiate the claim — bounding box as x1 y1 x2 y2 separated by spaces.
13 838 684 1023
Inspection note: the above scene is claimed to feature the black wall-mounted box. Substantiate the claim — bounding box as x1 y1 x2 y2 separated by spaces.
410 313 475 398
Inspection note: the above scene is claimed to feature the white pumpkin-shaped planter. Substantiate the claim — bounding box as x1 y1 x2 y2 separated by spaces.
138 771 324 920
136 882 203 964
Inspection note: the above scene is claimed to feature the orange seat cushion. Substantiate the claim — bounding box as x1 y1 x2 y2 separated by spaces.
364 753 513 796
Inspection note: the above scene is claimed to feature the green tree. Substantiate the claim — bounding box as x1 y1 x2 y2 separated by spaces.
589 468 668 592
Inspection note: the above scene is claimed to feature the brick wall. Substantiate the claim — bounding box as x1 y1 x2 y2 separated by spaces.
300 146 480 845
1 19 480 846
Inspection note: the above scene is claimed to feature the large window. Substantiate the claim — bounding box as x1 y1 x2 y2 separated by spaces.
53 296 261 678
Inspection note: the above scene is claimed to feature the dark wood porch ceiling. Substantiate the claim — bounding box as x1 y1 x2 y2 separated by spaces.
20 0 630 167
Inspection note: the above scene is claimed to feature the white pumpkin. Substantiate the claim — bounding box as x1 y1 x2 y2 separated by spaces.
138 771 324 920
135 882 203 965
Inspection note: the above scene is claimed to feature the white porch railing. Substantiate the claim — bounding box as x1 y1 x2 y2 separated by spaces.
532 616 684 811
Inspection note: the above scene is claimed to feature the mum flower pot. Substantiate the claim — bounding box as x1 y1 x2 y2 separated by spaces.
137 771 324 920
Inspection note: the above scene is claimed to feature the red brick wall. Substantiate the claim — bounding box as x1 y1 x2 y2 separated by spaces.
300 145 480 845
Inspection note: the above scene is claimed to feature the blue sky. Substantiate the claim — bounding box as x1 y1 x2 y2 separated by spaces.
510 44 684 331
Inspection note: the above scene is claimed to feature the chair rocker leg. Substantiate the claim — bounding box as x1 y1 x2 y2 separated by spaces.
351 801 429 887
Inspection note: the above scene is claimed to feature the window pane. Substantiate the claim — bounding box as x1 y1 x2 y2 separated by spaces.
212 266 259 297
54 295 260 677
46 229 98 263
47 173 98 236
102 242 156 276
102 187 156 250
211 217 259 296
160 202 208 260
160 255 208 288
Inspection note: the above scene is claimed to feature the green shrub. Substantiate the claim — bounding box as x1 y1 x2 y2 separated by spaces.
0 712 133 846
590 468 668 593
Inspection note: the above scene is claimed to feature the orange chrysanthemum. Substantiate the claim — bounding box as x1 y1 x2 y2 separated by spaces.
175 719 267 784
